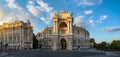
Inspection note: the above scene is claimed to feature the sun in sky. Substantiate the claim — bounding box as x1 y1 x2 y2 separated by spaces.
0 0 120 43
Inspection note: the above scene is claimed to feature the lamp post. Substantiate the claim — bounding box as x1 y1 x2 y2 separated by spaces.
58 26 60 50
47 26 48 49
46 25 48 49
0 41 2 53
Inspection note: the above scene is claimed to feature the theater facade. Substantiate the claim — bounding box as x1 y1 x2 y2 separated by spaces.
37 10 90 50
0 20 33 50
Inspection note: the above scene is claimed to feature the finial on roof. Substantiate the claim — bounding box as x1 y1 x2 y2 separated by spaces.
61 9 65 12
27 20 31 25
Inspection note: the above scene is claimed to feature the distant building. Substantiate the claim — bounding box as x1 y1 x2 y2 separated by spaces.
37 10 90 50
0 20 33 50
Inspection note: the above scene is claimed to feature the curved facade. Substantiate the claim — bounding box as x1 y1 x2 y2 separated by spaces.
37 10 90 50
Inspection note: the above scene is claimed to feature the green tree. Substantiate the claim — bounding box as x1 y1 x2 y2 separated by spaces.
110 40 120 50
100 41 107 49
95 41 108 50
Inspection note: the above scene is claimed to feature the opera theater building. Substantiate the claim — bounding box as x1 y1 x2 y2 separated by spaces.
37 10 90 50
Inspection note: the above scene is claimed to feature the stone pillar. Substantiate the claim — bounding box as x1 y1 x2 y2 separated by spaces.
52 42 57 50
70 21 72 33
21 28 24 50
52 38 57 50
67 38 72 50
53 21 55 34
53 21 56 34
19 27 22 50
7 29 9 50
68 21 70 33
31 28 33 49
67 43 72 50
56 21 58 34
12 27 14 50
55 21 56 33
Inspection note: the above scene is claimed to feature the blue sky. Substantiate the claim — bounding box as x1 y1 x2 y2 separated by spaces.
0 0 120 43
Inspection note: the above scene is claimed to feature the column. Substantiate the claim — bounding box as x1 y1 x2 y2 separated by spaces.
53 21 56 34
22 28 24 49
52 39 57 50
70 21 72 33
12 27 14 50
3 30 5 50
20 27 21 49
7 29 9 50
67 39 72 50
56 21 58 34
0 31 2 42
68 21 70 33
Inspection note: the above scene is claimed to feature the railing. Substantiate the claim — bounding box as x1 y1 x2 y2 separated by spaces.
59 33 67 36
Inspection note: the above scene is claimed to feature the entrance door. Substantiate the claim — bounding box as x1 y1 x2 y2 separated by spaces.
60 39 67 49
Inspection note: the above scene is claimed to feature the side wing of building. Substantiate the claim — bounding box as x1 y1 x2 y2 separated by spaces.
72 25 90 49
0 20 33 50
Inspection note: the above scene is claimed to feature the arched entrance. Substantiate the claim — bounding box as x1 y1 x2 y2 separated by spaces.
59 22 67 34
60 38 67 49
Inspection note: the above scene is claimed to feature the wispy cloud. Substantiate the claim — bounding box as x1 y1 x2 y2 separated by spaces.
101 27 120 32
0 0 75 34
84 10 93 15
89 15 108 26
89 19 95 26
0 0 40 34
99 15 108 20
76 0 102 6
96 15 108 24
1 0 31 23
6 0 22 9
26 0 53 24
74 15 87 28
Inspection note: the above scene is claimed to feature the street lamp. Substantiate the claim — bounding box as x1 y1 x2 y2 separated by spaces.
58 26 60 50
0 41 3 53
46 25 49 49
